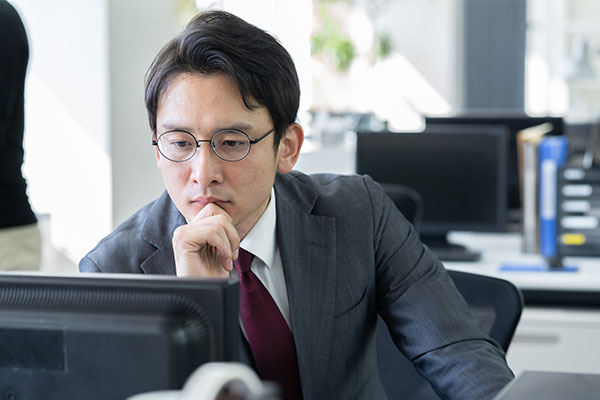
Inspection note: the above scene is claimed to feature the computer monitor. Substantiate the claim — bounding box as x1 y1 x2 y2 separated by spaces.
0 273 239 400
424 114 564 223
356 126 508 261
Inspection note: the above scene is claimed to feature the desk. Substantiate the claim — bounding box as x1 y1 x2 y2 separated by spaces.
493 371 600 400
445 232 600 302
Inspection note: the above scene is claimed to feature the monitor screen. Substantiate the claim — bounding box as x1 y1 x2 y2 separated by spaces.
0 273 239 400
424 114 564 220
356 126 507 243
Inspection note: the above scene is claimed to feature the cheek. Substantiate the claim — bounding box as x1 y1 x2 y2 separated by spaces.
247 161 277 194
226 160 274 199
159 163 190 192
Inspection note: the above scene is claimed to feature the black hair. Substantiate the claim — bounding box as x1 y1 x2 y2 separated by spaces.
144 10 300 147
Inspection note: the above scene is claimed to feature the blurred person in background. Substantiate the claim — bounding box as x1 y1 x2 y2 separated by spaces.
0 0 41 270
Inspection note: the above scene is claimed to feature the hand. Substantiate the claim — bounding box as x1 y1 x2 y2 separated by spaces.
172 203 240 278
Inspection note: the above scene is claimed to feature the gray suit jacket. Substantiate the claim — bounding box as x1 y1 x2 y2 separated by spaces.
80 171 513 399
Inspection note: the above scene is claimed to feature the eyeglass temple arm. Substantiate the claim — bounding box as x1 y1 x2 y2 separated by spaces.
249 128 275 144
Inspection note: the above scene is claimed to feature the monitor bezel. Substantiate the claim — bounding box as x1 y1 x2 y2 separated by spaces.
356 126 508 235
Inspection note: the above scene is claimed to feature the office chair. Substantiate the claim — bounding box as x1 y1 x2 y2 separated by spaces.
376 270 523 400
380 183 424 233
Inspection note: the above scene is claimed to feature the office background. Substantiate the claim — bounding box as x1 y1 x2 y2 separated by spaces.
10 0 600 378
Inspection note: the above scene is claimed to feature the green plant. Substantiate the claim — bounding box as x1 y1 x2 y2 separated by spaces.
374 33 392 61
311 10 356 72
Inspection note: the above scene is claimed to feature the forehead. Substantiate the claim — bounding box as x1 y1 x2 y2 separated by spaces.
156 72 271 130
159 72 241 111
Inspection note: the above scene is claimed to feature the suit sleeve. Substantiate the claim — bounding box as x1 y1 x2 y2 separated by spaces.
79 255 102 273
365 176 514 399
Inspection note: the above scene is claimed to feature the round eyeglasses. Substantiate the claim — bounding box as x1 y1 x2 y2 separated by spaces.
152 127 275 162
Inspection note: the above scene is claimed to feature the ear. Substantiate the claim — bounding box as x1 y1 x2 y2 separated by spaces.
276 123 304 173
153 135 161 164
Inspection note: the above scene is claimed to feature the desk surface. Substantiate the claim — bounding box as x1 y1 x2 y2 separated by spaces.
444 232 600 293
493 371 600 400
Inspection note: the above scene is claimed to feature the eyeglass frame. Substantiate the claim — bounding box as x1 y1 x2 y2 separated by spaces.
151 127 275 162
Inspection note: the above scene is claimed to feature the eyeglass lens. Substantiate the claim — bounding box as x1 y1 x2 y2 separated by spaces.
157 130 250 162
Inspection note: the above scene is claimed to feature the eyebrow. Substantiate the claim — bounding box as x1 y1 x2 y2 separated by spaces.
159 122 194 132
159 121 255 133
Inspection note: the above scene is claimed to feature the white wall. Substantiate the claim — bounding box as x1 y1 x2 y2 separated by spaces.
108 0 178 227
15 0 112 261
15 0 177 260
371 0 462 112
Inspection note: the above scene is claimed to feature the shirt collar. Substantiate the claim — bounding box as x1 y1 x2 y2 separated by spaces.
240 187 277 269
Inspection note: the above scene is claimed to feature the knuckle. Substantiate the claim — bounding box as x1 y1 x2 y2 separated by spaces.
215 214 229 223
172 226 186 242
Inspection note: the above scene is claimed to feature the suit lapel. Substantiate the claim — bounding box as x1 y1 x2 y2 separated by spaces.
139 191 185 275
275 174 336 399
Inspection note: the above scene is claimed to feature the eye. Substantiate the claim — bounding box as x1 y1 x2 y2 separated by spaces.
172 140 193 148
222 139 245 148
214 131 248 148
161 131 195 149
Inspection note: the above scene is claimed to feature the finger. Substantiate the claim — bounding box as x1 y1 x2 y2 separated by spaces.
176 244 228 278
197 214 239 269
192 202 232 223
191 208 239 265
173 219 235 272
189 204 239 258
202 222 236 270
221 218 241 261
203 226 235 271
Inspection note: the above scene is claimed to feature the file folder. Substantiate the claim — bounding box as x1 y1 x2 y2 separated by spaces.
538 136 568 259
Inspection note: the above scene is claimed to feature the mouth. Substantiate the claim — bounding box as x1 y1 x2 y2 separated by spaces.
191 197 229 209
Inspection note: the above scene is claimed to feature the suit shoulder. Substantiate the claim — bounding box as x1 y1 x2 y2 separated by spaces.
79 195 167 273
95 208 149 247
279 171 386 217
286 171 383 202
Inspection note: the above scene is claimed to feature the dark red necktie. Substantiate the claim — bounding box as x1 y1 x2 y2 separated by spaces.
234 248 302 400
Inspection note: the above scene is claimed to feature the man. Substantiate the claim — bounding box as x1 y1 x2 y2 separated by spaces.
80 10 514 400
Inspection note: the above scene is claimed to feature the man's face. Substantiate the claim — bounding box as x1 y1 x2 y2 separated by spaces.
155 72 282 237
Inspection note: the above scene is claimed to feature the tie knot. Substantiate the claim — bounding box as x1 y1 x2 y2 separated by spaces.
233 248 254 273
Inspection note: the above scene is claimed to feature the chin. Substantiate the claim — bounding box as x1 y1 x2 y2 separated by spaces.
182 204 202 221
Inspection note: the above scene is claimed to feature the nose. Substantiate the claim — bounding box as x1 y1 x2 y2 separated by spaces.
189 143 223 186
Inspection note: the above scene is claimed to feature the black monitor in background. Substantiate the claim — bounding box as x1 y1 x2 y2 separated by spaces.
565 122 594 156
0 273 239 400
356 126 508 262
565 122 600 169
425 114 564 224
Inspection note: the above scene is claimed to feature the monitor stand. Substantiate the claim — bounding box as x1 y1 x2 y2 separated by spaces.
421 233 481 262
